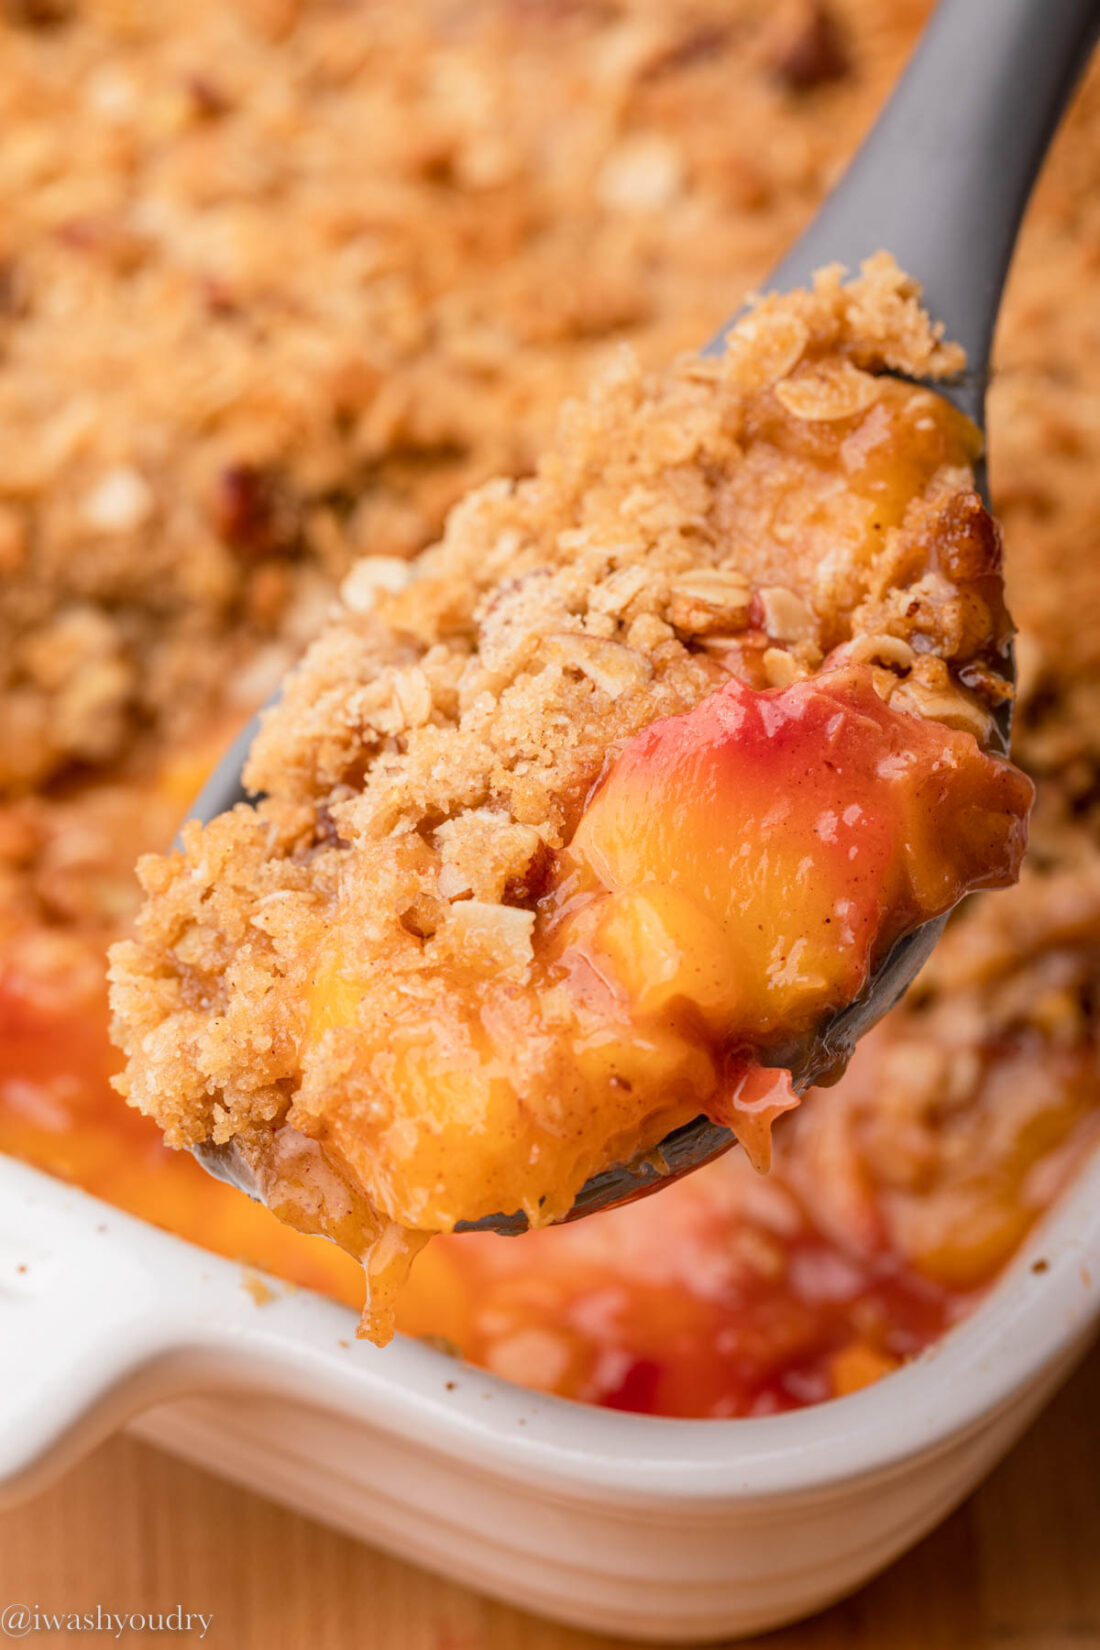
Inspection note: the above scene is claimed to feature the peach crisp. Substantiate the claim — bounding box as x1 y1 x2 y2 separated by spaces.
109 260 1032 1343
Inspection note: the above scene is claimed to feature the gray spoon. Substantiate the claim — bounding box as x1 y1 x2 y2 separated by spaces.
190 0 1098 1235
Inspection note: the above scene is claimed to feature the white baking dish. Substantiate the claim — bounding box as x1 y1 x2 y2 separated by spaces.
1 1148 1098 1643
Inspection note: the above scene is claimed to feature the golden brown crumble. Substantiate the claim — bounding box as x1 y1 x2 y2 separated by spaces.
108 262 1030 1339
0 0 999 797
0 0 895 793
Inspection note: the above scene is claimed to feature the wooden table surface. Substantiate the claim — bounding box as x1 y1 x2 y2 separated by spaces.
1 1341 1097 1650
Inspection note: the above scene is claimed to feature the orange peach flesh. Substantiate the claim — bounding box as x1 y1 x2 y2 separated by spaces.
560 665 1030 1057
300 664 1031 1339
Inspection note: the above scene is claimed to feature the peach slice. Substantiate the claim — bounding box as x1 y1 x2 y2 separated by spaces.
561 665 1032 1052
304 945 703 1234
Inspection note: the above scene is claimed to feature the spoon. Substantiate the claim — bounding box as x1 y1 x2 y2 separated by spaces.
190 0 1099 1237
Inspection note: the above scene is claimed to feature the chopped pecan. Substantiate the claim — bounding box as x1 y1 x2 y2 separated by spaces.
2 0 73 25
933 490 1004 582
213 464 301 560
399 893 444 940
767 0 850 93
502 838 554 906
186 75 231 120
312 803 350 852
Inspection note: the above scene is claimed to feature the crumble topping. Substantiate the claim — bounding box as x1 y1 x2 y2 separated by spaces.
0 0 903 794
109 263 1029 1340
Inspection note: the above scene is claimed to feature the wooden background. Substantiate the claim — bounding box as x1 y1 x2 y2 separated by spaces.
1 1340 1097 1650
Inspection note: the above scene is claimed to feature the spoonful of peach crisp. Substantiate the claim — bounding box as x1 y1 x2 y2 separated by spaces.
109 0 1096 1342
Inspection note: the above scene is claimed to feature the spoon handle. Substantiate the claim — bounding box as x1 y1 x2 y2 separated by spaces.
723 0 1099 422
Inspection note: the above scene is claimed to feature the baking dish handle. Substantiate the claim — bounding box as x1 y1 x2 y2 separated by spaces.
0 1157 407 1506
0 1161 184 1504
